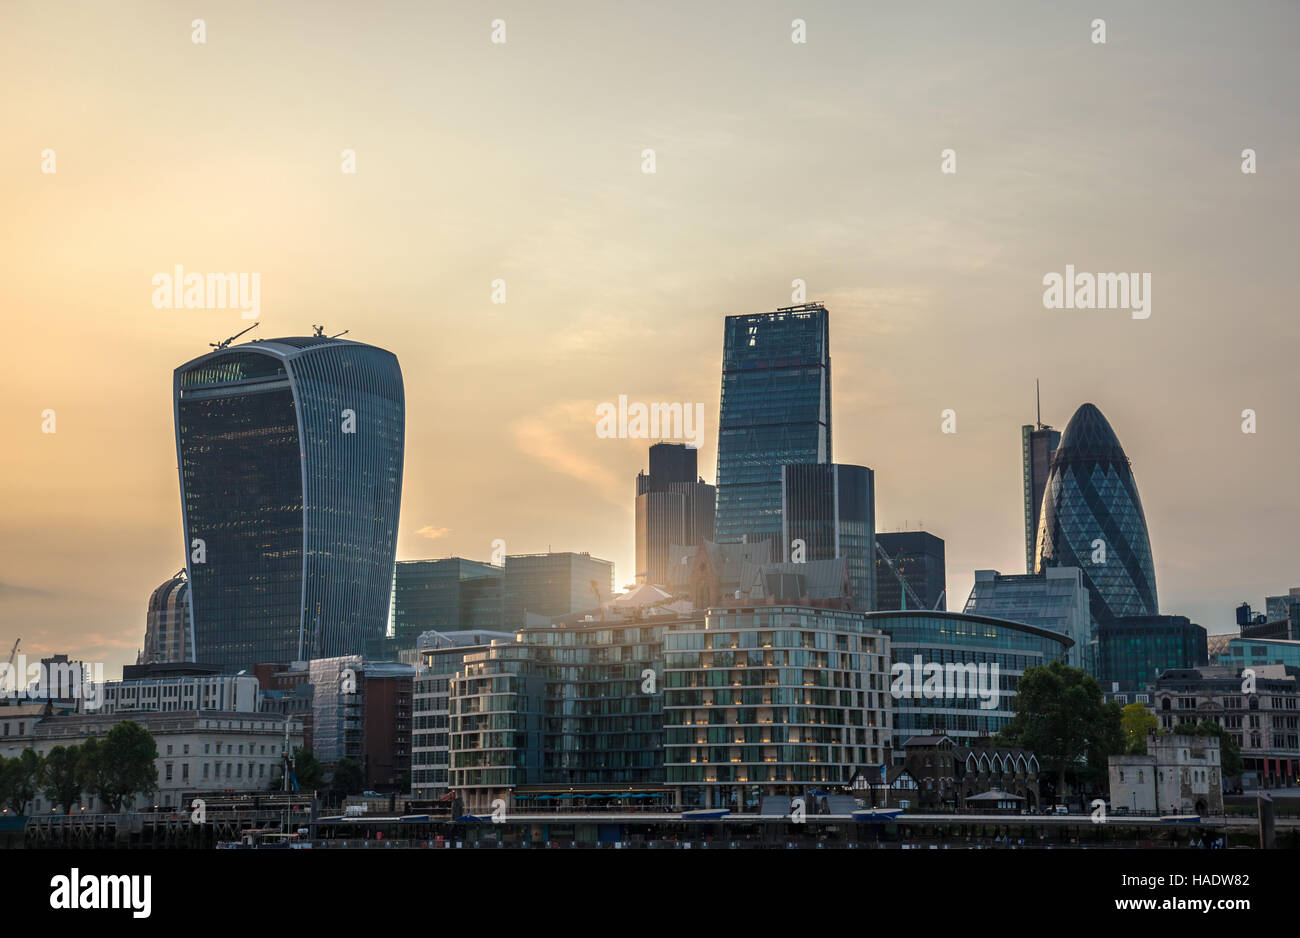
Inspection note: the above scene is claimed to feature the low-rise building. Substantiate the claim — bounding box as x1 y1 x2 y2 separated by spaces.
901 735 1042 811
1152 666 1300 788
1108 732 1224 816
92 668 258 715
1 709 302 814
309 657 416 792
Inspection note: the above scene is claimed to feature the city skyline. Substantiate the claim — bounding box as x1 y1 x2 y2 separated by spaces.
3 1 1299 674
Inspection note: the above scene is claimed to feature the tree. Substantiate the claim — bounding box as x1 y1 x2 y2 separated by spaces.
1121 702 1159 754
292 747 325 791
995 660 1122 801
1172 719 1244 779
332 757 364 795
77 737 110 811
82 722 157 813
0 750 43 815
40 745 83 814
1087 701 1125 787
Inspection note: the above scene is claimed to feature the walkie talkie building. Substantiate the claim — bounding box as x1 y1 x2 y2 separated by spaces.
173 336 404 672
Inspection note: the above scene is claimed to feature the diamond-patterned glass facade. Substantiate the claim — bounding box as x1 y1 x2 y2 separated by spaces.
1034 403 1157 625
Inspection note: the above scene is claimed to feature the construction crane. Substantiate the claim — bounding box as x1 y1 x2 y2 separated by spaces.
874 540 926 611
312 325 349 339
590 580 605 621
210 321 259 350
6 638 19 668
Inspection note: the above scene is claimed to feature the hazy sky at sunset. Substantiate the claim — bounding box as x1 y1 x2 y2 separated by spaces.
3 0 1298 674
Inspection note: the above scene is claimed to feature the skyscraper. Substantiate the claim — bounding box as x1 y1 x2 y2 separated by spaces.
714 304 831 550
875 531 947 611
781 462 875 610
174 335 405 672
1034 402 1158 625
635 442 715 586
1022 385 1061 573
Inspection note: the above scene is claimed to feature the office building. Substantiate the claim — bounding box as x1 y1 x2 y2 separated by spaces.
138 569 193 665
866 610 1073 754
635 443 715 587
1265 589 1300 623
1215 637 1300 672
391 558 503 651
1034 402 1158 625
875 531 946 611
174 335 404 672
781 462 875 610
1096 615 1208 687
0 710 303 812
90 670 259 715
1022 418 1061 574
714 304 831 550
964 567 1094 673
502 552 614 627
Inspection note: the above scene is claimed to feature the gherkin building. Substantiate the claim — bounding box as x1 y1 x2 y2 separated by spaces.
1034 403 1157 623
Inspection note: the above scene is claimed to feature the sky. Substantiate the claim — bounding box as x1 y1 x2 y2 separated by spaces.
2 0 1298 676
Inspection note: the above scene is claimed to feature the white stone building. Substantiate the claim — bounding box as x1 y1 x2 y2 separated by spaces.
1108 732 1224 816
1 709 302 815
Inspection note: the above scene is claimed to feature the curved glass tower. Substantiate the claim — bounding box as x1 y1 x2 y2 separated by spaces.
140 569 192 664
174 336 404 671
1034 403 1157 623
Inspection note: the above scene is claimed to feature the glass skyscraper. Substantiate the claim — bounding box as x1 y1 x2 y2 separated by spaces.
174 336 405 672
1022 423 1061 573
1034 403 1158 625
714 304 831 550
781 462 875 610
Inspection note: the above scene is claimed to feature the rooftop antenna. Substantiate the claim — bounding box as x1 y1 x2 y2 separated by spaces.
210 321 258 350
1036 379 1043 430
312 325 349 339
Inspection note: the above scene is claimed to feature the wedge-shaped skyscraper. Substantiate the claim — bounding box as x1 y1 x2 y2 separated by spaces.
1034 403 1157 624
714 304 831 550
174 336 404 671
